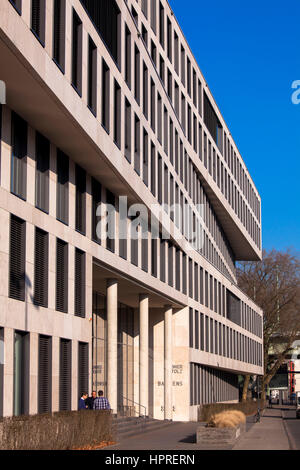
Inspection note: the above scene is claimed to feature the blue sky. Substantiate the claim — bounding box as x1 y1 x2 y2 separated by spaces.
169 0 300 255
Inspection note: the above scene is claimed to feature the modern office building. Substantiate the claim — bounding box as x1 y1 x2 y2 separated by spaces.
0 0 263 421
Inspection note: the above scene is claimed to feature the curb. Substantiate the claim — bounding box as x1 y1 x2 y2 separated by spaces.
281 409 297 451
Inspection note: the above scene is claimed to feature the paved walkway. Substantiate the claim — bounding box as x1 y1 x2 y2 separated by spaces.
233 407 290 450
105 406 291 450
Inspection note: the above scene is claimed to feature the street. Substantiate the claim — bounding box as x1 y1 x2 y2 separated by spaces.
282 406 300 450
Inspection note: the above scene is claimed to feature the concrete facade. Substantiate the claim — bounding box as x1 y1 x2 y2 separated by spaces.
0 0 263 422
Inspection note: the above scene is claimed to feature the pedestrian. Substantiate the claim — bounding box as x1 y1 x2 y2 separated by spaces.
86 390 97 410
269 395 272 408
93 390 111 410
78 392 88 410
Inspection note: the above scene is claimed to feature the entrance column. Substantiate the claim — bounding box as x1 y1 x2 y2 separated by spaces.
139 294 149 416
107 279 118 414
164 305 173 421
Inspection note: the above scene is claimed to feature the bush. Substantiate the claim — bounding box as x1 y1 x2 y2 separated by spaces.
208 410 246 428
199 399 265 422
0 410 114 450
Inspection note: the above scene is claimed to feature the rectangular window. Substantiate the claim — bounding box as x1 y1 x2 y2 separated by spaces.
175 249 180 291
75 165 86 235
151 80 156 132
35 132 49 213
151 143 156 196
102 60 110 132
143 63 148 119
200 313 204 351
158 155 162 204
92 178 101 243
134 115 140 175
13 331 30 416
59 338 71 411
204 92 223 151
31 0 46 45
53 0 66 71
125 98 131 162
11 112 27 200
9 0 22 15
38 335 52 414
159 2 164 48
151 0 157 32
142 235 148 272
106 191 115 253
151 238 157 277
56 150 69 225
143 130 149 186
56 238 68 313
134 45 140 104
114 80 121 148
167 17 172 61
80 0 121 66
168 243 173 287
157 93 162 143
88 36 97 115
72 9 83 95
75 249 85 318
189 308 193 348
9 215 26 302
125 25 131 88
78 342 89 398
160 236 166 283
34 228 48 308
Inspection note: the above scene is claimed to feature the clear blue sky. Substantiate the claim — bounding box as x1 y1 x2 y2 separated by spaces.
169 0 300 255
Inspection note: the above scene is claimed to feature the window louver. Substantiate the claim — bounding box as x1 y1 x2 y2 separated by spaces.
9 215 26 301
53 0 66 70
11 112 27 200
34 228 48 307
35 132 49 213
75 165 86 234
59 338 71 411
56 150 69 225
38 335 52 414
75 249 85 318
31 0 45 43
78 342 89 398
91 178 101 243
56 239 68 313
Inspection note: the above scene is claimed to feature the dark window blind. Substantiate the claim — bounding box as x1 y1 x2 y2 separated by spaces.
9 215 26 301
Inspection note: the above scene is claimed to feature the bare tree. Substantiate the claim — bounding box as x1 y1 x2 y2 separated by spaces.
237 249 300 400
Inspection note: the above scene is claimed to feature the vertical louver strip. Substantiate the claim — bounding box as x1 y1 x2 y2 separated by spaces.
72 9 83 94
9 215 26 301
35 132 49 213
11 112 27 200
31 0 45 44
75 249 85 318
38 335 52 414
56 150 69 225
78 342 89 398
34 228 48 307
53 0 66 71
56 239 68 313
59 338 72 411
75 165 86 235
91 178 101 243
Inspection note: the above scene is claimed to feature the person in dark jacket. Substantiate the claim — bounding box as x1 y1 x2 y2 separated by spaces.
86 390 97 410
78 392 88 410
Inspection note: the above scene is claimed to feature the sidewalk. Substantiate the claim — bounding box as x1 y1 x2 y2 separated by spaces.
233 407 290 450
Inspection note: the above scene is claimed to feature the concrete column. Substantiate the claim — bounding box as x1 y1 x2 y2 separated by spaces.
139 294 149 416
107 279 118 414
164 305 173 421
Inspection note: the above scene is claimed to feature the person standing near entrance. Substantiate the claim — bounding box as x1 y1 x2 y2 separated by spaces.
78 392 88 410
86 390 97 410
93 390 111 410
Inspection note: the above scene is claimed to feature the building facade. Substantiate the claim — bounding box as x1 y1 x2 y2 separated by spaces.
0 0 263 421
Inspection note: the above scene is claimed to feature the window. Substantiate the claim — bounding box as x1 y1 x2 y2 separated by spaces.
167 17 172 61
53 0 66 71
151 40 157 66
150 142 156 196
75 165 86 235
134 115 140 175
34 228 48 308
13 331 29 416
114 80 121 148
9 215 26 302
56 238 68 313
151 0 157 32
80 0 121 66
106 191 115 253
143 129 149 186
31 0 46 45
141 0 148 18
59 338 71 411
56 150 69 225
134 45 140 104
168 243 173 287
38 335 52 414
160 236 166 283
71 9 83 95
143 63 148 119
227 290 241 326
75 249 86 318
35 132 49 213
91 178 102 243
102 60 110 132
88 36 97 115
9 0 22 15
11 112 27 200
78 342 89 398
204 92 223 151
125 25 131 88
151 238 157 277
125 98 131 162
159 2 164 48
